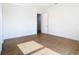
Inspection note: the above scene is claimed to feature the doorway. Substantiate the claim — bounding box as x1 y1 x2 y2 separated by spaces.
37 14 41 34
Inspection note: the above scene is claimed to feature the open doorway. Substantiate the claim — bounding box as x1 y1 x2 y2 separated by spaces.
37 14 41 34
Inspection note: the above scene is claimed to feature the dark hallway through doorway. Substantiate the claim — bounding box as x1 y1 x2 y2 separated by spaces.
37 14 41 34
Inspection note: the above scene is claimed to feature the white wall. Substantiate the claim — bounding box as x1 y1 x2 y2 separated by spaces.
45 3 79 41
2 3 79 41
0 4 3 54
41 13 48 33
3 4 39 39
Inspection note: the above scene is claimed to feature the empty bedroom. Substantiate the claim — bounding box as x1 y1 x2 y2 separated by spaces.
0 3 79 55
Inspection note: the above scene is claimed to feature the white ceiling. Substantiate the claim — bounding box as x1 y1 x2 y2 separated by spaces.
31 3 55 10
12 3 55 10
3 3 56 13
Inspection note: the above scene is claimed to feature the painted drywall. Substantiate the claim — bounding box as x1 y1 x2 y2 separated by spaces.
45 3 79 41
3 4 40 39
0 4 3 54
41 13 48 33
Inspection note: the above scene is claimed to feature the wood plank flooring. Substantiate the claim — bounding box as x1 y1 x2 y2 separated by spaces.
1 34 79 55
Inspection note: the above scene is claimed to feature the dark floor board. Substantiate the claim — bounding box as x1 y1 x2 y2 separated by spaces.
1 34 79 55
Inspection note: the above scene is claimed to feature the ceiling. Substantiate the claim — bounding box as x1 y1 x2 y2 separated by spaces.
11 3 55 10
31 3 55 10
3 3 56 13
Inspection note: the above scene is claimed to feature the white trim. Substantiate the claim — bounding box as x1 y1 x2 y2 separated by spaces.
4 33 37 40
0 49 1 54
0 40 4 55
48 33 79 41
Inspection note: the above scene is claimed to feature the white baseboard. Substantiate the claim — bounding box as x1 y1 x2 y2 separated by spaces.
0 50 1 55
48 33 79 41
0 40 4 55
0 46 1 54
4 33 37 40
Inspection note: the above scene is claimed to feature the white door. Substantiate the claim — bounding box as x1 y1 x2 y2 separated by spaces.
41 13 48 34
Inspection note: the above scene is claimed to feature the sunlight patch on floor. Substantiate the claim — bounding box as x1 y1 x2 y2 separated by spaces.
31 47 60 55
17 41 60 55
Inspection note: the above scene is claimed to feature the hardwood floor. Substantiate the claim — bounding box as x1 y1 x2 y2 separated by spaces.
1 34 79 55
